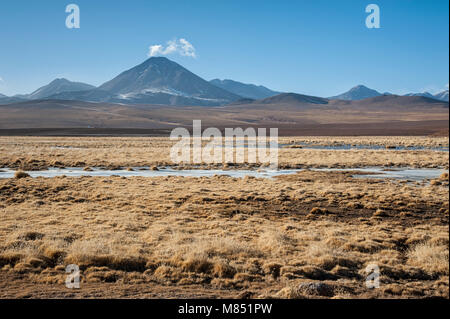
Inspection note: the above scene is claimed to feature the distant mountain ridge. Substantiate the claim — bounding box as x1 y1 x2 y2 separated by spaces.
26 78 95 100
209 79 279 100
331 94 448 108
434 90 449 102
331 84 449 102
404 92 435 99
0 96 27 104
404 90 449 102
0 79 95 104
257 93 329 105
236 92 447 110
329 85 382 101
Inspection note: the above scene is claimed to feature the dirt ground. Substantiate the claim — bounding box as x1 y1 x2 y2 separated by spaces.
0 137 448 299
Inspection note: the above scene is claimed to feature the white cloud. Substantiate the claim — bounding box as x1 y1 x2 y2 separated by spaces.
0 76 3 82
148 45 163 57
178 38 196 57
148 38 196 58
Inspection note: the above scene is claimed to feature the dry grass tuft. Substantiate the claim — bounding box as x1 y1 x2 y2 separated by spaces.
181 257 213 274
14 170 30 179
309 207 330 215
407 242 449 275
274 286 306 299
373 209 388 217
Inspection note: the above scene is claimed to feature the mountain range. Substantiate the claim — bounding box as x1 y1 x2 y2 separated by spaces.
329 84 449 102
0 57 448 106
209 79 279 99
328 85 382 101
0 58 242 106
434 90 449 101
26 78 95 100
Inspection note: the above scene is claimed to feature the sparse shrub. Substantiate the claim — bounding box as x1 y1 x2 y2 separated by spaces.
274 286 306 299
34 200 45 206
306 242 358 271
54 265 66 271
210 278 236 289
14 170 30 179
258 229 295 253
324 237 346 248
64 238 146 271
382 284 403 296
25 257 46 268
346 202 363 209
309 207 330 215
280 265 301 279
13 262 34 274
153 265 183 282
429 236 449 246
297 282 335 297
262 262 282 278
181 257 213 274
20 231 44 241
212 261 236 278
399 211 413 217
52 161 64 167
86 270 122 283
330 265 359 278
373 209 388 217
144 261 159 272
233 272 263 282
407 242 449 275
296 266 335 280
0 253 22 267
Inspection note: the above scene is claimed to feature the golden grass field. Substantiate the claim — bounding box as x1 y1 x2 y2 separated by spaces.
0 136 448 170
0 136 448 299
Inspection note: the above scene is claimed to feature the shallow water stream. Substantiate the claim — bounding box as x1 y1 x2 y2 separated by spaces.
280 143 449 151
0 167 446 181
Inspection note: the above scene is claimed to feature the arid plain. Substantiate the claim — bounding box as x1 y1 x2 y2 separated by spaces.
0 136 448 299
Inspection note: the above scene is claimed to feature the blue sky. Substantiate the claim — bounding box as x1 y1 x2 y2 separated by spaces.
0 0 448 97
